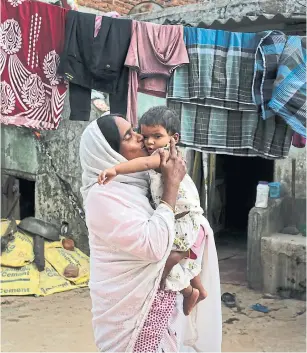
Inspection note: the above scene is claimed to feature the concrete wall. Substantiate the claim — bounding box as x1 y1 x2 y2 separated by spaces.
275 147 306 199
248 196 306 294
1 126 39 178
1 97 99 254
261 233 306 300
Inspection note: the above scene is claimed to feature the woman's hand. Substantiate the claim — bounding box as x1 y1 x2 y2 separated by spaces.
98 167 117 185
160 138 186 210
160 138 186 187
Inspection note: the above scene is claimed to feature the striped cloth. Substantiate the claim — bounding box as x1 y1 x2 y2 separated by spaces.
167 28 294 158
252 32 287 119
168 101 292 159
268 36 306 138
167 28 266 111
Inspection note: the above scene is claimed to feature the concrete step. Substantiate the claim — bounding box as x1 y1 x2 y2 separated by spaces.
261 233 306 300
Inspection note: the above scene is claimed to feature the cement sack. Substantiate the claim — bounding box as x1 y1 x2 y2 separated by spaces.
38 260 76 296
44 239 63 250
0 264 39 296
1 220 34 267
45 247 89 285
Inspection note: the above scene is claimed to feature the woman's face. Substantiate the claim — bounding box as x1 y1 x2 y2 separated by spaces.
114 117 148 160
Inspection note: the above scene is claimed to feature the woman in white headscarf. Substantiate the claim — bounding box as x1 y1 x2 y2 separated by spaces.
79 113 222 352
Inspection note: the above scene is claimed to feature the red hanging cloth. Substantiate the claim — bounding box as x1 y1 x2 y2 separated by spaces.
0 0 68 130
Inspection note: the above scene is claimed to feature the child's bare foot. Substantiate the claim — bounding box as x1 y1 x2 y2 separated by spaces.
190 275 207 303
197 287 208 303
182 287 199 316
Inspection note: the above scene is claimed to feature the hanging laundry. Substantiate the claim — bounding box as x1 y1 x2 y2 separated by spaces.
292 132 306 148
0 0 68 130
167 28 269 111
94 12 121 38
125 21 189 126
167 27 294 159
253 31 287 119
268 36 306 138
252 33 306 137
58 12 131 121
167 101 292 159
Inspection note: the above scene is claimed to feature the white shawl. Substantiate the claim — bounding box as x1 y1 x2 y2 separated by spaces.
80 119 149 201
79 119 222 352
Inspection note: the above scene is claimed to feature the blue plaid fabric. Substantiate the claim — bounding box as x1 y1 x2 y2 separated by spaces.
252 32 287 118
168 27 265 111
167 28 295 158
268 36 306 138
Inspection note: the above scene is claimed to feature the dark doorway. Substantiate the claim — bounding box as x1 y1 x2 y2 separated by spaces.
19 178 35 219
214 155 274 285
223 155 274 231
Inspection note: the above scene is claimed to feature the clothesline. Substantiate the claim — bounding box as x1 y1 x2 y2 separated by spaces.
1 0 306 160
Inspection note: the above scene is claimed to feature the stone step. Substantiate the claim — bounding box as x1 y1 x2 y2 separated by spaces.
261 233 306 300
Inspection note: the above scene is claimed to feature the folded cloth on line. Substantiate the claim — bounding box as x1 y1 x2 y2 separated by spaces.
168 101 292 159
268 36 306 138
167 27 272 111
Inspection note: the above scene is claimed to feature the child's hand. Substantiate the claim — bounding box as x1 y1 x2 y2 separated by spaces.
98 167 117 185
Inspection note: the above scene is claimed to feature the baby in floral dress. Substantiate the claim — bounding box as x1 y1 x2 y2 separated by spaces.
98 107 207 315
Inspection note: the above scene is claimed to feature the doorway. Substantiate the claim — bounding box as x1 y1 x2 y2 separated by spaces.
19 178 35 219
1 175 35 220
223 155 274 231
211 154 274 285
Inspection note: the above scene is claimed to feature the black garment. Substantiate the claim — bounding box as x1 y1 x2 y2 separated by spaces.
58 11 132 121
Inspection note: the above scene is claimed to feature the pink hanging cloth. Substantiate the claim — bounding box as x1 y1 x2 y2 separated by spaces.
124 21 189 126
0 0 68 130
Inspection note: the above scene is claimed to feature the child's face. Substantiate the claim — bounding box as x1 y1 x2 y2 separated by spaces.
140 124 179 155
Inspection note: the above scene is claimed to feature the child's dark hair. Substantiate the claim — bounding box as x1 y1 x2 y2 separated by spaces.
139 106 180 135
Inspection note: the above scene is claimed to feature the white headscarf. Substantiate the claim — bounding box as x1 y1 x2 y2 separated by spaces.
79 119 149 202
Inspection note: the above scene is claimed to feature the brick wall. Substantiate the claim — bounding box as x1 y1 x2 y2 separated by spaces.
77 0 198 15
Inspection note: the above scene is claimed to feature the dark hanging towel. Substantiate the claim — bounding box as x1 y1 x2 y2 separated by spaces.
58 11 132 121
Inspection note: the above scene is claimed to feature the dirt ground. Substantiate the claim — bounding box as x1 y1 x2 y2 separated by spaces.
1 284 306 352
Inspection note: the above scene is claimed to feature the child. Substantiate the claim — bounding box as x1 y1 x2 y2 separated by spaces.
98 106 208 315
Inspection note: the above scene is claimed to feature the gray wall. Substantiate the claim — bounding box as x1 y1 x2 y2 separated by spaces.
275 147 306 199
1 97 93 254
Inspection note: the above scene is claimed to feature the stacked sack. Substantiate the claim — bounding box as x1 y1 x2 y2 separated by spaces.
0 219 89 296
